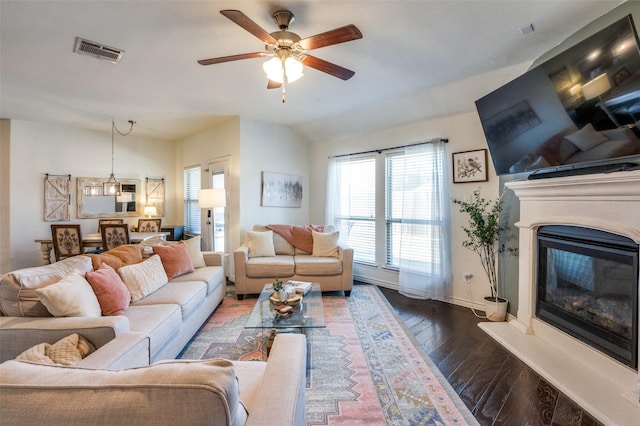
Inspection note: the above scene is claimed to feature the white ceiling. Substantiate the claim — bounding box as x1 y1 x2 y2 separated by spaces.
0 0 626 143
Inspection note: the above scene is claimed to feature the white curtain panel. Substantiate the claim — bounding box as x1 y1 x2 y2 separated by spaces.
398 141 452 300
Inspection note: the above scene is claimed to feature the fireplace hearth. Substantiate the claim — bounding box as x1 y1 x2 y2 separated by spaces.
478 170 640 426
536 225 638 368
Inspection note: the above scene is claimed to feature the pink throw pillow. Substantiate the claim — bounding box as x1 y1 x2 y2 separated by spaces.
152 241 195 279
85 263 131 315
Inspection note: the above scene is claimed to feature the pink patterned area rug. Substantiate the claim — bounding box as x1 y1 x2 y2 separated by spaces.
179 284 478 425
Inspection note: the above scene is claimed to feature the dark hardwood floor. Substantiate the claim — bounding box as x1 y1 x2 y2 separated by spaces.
378 286 604 426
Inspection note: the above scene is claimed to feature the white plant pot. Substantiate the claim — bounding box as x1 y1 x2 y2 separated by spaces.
483 296 508 322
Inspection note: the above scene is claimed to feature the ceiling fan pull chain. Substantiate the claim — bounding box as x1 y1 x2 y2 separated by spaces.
281 82 286 103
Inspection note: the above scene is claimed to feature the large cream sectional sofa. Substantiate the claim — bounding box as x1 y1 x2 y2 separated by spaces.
0 246 225 364
0 243 308 426
0 333 307 426
234 225 354 299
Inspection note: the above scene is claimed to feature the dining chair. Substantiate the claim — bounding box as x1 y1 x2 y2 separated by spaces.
100 224 130 251
98 218 124 232
137 218 162 233
51 224 83 261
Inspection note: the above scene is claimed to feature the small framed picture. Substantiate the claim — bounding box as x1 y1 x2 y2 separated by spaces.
452 149 488 183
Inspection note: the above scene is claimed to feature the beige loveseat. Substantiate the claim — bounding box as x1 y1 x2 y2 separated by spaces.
0 333 307 426
0 241 226 364
234 225 354 299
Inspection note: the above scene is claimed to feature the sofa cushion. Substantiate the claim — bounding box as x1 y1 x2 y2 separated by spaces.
295 255 343 276
35 272 102 317
312 231 340 258
118 255 168 302
246 255 295 278
85 244 144 270
16 333 95 366
131 282 206 320
253 225 295 255
0 358 247 426
0 256 93 317
170 265 225 296
183 236 206 268
565 123 608 151
247 230 276 258
124 304 181 357
86 263 131 316
152 241 195 279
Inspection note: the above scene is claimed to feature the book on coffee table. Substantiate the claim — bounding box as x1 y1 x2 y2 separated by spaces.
286 280 312 295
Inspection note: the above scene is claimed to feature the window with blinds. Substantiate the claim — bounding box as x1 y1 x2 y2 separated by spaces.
333 156 376 264
184 166 201 235
385 149 443 268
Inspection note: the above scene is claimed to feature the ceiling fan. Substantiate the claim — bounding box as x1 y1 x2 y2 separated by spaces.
198 9 362 100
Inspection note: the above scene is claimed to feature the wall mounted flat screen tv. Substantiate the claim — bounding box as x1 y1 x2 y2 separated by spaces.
476 15 640 177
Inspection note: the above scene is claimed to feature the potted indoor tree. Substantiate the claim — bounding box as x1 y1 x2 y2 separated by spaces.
453 189 517 321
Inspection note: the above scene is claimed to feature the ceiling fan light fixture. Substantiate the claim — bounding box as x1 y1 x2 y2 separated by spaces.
263 57 283 82
284 57 303 82
262 56 303 83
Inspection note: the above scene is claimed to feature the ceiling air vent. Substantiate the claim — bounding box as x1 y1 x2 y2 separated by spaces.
73 37 123 63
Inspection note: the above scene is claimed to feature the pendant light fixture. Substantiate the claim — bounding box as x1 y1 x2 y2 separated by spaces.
103 119 135 196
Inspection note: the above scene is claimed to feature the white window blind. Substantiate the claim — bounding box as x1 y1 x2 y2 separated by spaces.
385 148 445 269
184 166 201 235
332 156 376 264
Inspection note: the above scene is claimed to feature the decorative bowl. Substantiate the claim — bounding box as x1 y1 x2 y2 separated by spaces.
269 292 302 306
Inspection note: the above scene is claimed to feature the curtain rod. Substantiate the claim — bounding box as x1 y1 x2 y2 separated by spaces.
329 138 448 159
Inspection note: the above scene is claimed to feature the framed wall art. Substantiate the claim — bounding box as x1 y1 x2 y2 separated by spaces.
145 177 165 217
44 174 71 221
261 171 302 207
452 149 488 183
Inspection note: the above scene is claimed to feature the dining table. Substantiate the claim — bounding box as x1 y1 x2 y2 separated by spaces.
34 231 169 265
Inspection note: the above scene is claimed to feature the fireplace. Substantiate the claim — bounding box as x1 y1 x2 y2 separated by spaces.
536 225 638 368
477 170 640 425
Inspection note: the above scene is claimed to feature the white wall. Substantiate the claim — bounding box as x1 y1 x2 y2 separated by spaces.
177 116 310 280
177 117 241 272
1 119 177 272
238 117 310 238
309 111 499 308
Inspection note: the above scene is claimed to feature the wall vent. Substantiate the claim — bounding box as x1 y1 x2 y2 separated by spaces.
73 37 123 63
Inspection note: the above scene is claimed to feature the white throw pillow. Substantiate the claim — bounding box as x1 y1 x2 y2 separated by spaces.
35 272 102 317
312 231 340 258
247 230 276 258
564 123 608 152
183 236 206 268
117 254 168 302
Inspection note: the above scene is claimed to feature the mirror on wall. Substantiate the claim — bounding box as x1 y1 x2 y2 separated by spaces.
77 177 140 218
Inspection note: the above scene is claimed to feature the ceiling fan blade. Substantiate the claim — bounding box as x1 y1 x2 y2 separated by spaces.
267 80 282 89
198 52 265 66
298 25 362 50
220 10 277 45
301 55 355 80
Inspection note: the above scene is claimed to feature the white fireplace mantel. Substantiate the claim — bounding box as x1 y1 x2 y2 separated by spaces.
479 169 640 426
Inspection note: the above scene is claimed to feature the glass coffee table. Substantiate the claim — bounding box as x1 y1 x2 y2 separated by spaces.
245 283 325 357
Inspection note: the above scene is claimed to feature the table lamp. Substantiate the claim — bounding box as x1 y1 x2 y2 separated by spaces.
143 205 157 218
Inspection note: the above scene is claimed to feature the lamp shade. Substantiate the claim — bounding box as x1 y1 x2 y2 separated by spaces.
117 193 132 203
143 205 157 217
199 188 226 209
582 73 611 100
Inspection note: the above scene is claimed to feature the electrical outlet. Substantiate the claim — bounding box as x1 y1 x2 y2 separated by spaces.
463 273 473 282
